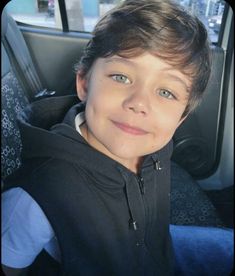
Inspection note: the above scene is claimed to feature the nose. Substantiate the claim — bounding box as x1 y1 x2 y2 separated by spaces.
122 89 150 115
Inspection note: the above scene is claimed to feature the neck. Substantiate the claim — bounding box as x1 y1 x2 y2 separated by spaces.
80 123 143 174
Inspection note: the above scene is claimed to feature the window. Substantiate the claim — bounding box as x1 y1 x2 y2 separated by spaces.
4 0 226 43
175 0 226 43
5 0 61 29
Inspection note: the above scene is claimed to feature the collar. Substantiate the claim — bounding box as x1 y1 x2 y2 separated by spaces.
75 112 85 135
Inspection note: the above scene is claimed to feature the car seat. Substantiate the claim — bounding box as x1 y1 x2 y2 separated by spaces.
1 42 29 181
1 8 55 182
170 161 223 227
1 43 76 183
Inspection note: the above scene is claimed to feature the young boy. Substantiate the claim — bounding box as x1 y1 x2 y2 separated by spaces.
1 0 233 275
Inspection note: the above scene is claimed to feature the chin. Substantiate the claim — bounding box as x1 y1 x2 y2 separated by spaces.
106 144 146 160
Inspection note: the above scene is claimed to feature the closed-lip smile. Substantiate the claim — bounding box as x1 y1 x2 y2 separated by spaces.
111 120 148 135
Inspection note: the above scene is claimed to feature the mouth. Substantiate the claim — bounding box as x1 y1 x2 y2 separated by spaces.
111 120 149 136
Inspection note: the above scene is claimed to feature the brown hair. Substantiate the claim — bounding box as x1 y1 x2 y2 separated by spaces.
75 0 211 117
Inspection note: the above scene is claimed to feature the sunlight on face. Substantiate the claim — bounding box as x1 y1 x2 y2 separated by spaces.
77 52 190 172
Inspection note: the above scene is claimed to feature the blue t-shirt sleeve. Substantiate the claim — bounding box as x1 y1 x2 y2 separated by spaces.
1 187 56 268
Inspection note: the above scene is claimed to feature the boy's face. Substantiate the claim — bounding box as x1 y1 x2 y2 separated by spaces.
77 52 190 172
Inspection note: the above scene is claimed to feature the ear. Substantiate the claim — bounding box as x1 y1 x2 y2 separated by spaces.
76 73 88 102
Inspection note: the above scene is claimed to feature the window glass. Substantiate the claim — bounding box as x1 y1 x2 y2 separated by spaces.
175 0 225 43
5 0 62 29
66 0 225 43
5 0 226 44
65 0 122 32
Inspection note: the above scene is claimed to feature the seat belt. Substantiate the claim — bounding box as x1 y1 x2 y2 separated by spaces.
2 9 55 100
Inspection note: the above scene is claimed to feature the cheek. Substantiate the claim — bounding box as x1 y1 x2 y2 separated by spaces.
86 84 120 118
85 91 109 129
155 102 186 124
86 82 103 108
86 77 110 104
152 110 183 138
168 115 183 129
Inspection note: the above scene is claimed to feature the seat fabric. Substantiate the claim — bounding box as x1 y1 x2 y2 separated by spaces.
170 162 223 227
1 47 29 179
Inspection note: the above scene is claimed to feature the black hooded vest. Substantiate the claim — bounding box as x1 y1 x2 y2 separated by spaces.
5 96 174 275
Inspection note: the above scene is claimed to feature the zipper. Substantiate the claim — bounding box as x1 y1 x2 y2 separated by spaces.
137 175 145 195
128 175 145 231
136 173 147 239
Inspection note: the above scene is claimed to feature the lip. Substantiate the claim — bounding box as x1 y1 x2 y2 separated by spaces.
112 120 148 136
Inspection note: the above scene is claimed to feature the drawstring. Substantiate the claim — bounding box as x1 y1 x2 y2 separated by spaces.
118 167 139 231
125 182 139 231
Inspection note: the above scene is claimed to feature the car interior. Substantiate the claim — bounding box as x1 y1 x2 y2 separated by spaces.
1 0 234 272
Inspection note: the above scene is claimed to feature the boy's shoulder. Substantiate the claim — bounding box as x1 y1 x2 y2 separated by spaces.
3 157 84 192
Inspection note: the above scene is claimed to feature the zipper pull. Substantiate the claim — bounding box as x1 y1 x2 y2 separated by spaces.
129 219 138 231
155 160 162 171
138 176 145 195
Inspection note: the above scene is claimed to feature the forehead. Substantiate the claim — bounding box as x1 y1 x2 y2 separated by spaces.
102 53 183 73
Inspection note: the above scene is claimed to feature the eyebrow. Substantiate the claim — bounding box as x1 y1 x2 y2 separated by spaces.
104 57 136 67
104 57 190 93
163 72 190 93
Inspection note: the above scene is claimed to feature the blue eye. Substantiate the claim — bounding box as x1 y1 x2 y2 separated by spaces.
159 89 176 99
111 74 131 84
